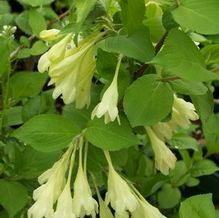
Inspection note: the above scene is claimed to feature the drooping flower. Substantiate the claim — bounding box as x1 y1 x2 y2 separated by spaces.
37 32 102 108
91 55 123 124
170 96 199 129
53 149 76 218
145 126 177 175
72 146 98 218
132 199 166 218
28 145 73 218
104 150 139 217
152 122 173 141
40 29 60 41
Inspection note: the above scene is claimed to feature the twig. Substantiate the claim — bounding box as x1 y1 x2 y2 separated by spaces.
133 31 168 80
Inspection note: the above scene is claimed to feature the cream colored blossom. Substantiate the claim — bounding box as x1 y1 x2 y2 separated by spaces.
170 96 199 129
132 199 166 218
104 151 138 216
91 55 122 124
152 122 173 141
145 126 176 175
38 33 101 108
40 29 60 41
28 146 73 218
72 147 98 218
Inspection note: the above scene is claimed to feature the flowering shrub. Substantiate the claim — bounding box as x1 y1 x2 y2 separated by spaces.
0 0 219 217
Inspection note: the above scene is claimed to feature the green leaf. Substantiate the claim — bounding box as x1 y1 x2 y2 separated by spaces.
191 160 219 177
119 0 145 34
124 74 173 126
15 11 32 35
28 9 47 36
0 180 28 218
12 114 80 152
14 146 60 179
0 38 10 76
98 27 155 62
18 0 54 7
75 0 97 27
30 40 48 56
203 114 219 153
152 29 219 81
3 106 23 127
157 184 181 209
169 133 198 151
201 44 219 65
179 194 216 218
0 1 10 14
9 71 47 104
169 79 208 96
191 90 214 122
172 0 219 35
85 116 138 151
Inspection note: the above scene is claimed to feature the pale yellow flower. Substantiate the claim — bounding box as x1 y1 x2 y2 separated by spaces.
132 199 166 218
40 29 60 41
91 55 122 123
28 146 73 218
104 151 138 216
145 126 177 175
170 96 199 129
72 148 98 218
38 33 101 108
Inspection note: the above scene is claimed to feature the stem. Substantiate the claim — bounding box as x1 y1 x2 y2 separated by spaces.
160 76 181 82
103 150 113 168
133 32 168 80
111 54 123 85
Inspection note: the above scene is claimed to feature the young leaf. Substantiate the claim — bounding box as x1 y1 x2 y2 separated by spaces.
157 184 181 209
152 29 219 81
179 194 216 218
85 116 138 151
98 27 155 62
124 74 173 127
172 0 219 35
191 160 219 177
12 114 80 152
0 180 28 218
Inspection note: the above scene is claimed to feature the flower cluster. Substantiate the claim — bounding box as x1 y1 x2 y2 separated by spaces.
145 95 199 175
28 136 98 218
38 29 103 109
103 150 166 218
28 136 166 218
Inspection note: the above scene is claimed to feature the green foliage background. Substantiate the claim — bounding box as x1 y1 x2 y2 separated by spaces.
0 0 219 217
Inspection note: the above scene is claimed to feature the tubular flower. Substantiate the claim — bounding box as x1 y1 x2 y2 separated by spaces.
132 199 166 218
40 29 60 41
152 122 173 141
72 147 98 218
170 95 199 129
27 145 73 218
53 149 76 218
91 55 123 124
104 151 139 217
38 32 103 108
145 126 177 175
